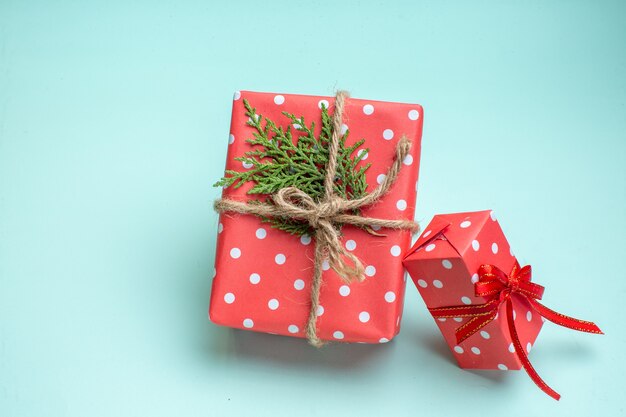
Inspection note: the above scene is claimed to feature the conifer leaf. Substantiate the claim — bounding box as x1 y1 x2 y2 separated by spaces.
214 99 371 236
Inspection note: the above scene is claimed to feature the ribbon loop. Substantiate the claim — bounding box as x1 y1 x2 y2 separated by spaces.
429 259 602 400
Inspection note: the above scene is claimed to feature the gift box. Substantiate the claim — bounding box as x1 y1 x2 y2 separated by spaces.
209 90 424 344
402 210 538 369
403 210 602 399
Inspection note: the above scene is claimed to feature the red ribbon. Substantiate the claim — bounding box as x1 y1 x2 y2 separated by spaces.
428 261 602 400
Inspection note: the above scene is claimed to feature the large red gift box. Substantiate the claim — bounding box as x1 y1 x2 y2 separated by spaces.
402 210 543 369
209 90 424 343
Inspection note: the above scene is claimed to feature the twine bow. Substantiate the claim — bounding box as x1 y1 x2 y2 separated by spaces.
215 91 418 346
428 260 602 400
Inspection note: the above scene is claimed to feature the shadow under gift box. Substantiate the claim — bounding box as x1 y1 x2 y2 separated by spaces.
210 91 424 344
402 210 543 369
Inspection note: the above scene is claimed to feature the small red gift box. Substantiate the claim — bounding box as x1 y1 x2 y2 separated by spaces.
210 90 424 343
402 210 602 400
403 210 539 369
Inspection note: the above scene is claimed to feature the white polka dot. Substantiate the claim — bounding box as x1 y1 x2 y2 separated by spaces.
333 331 344 339
255 228 267 239
498 364 508 371
382 129 394 140
453 317 463 322
408 109 420 120
233 91 241 100
340 123 348 135
425 243 436 252
417 279 428 288
365 265 376 277
275 253 286 265
403 154 413 166
433 280 443 288
322 259 330 270
363 104 374 115
339 285 350 296
376 174 387 184
273 95 285 105
242 161 253 169
316 305 324 316
224 293 235 304
300 235 311 245
249 273 261 284
243 318 254 328
294 279 305 290
422 230 432 238
359 311 370 323
471 347 481 355
454 346 464 354
345 240 357 251
318 99 329 109
288 324 299 334
292 123 302 130
461 296 471 304
230 248 241 259
442 259 452 269
268 299 279 310
460 220 471 228
480 331 491 339
390 245 401 257
218 223 224 233
527 342 532 353
371 225 381 231
490 210 497 221
437 318 446 322
385 291 396 303
396 199 407 211
471 240 480 251
357 149 368 160
526 311 533 322
379 338 389 343
471 273 479 284
228 134 235 144
491 243 499 254
508 343 515 353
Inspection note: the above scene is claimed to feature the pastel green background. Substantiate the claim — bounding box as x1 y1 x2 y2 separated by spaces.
1 1 624 416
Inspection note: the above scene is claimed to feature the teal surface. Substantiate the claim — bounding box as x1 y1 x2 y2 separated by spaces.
1 1 624 416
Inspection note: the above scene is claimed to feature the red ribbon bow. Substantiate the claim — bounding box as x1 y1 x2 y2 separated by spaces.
428 261 602 400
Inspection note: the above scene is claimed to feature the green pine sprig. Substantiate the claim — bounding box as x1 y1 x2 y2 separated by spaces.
214 99 371 236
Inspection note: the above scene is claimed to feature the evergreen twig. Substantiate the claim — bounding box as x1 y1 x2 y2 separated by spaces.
214 100 371 236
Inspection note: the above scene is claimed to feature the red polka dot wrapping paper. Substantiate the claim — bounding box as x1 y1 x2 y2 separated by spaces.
403 210 544 370
209 91 424 343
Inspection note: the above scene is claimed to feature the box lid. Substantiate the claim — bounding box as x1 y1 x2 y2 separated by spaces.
406 210 493 258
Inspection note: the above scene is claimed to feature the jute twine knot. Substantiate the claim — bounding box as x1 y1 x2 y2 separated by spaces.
273 188 344 228
215 91 418 347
